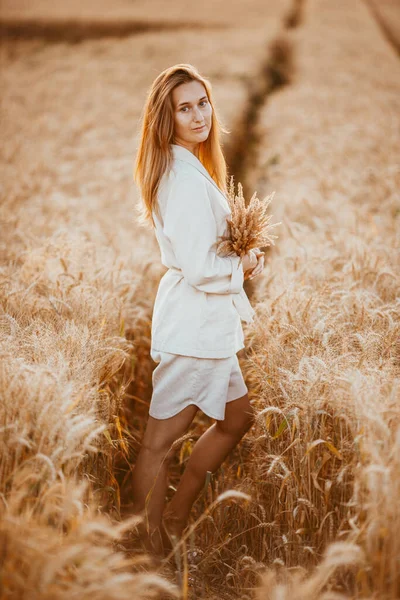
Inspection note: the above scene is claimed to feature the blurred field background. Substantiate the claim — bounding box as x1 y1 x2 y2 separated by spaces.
366 0 400 54
0 0 399 598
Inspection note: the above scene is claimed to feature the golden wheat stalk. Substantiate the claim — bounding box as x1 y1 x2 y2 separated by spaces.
216 176 281 265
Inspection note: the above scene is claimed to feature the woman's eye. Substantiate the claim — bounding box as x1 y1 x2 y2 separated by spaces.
180 100 208 112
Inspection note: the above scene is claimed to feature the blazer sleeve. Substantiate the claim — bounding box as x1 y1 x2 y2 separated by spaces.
163 171 244 294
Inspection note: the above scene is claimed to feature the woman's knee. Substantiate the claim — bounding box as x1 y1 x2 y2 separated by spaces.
217 397 255 439
140 433 176 464
139 406 197 463
243 402 256 430
141 406 198 458
239 403 256 434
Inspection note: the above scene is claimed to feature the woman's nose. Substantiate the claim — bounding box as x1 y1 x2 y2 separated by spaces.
193 106 203 121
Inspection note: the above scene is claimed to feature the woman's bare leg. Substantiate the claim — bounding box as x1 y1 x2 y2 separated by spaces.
163 392 254 538
131 404 199 555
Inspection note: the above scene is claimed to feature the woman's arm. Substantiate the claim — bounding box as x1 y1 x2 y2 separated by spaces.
163 171 244 294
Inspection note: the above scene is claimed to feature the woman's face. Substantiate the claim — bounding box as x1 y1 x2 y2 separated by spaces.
171 80 212 155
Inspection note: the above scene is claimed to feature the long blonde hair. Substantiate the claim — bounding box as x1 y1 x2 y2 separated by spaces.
133 63 229 229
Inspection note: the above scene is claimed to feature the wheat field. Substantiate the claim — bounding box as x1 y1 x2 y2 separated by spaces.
0 0 399 598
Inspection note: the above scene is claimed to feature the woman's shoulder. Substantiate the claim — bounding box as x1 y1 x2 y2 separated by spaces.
160 161 204 195
171 158 203 181
157 164 210 221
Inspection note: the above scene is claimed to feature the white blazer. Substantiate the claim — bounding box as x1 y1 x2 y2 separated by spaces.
150 143 255 359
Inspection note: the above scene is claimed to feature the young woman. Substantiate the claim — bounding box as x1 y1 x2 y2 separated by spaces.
132 63 265 556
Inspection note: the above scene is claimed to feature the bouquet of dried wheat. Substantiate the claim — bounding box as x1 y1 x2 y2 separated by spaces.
216 176 281 266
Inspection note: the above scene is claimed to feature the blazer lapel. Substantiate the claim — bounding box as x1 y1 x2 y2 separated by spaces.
171 143 228 202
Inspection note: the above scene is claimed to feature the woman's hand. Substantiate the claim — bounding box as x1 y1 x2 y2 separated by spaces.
244 248 265 281
242 249 258 273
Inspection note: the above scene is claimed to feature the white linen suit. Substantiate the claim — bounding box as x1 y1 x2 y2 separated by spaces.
150 143 255 360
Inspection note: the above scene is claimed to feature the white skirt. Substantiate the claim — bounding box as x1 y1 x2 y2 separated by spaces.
149 349 248 421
